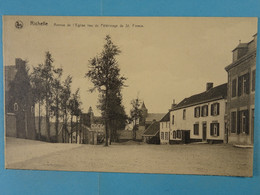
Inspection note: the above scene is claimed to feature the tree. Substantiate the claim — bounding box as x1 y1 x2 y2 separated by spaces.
85 35 126 146
50 68 63 142
30 63 45 139
60 75 73 143
130 97 142 140
41 51 62 142
68 88 82 143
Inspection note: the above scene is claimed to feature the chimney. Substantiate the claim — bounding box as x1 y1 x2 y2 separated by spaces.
206 82 213 91
171 99 177 109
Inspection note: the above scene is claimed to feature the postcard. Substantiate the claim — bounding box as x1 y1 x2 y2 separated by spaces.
3 16 257 177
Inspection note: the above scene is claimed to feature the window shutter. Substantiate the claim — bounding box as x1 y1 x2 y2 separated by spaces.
237 111 241 134
211 104 213 116
210 123 214 136
194 108 196 117
245 110 249 134
217 103 220 115
206 106 208 116
217 123 220 136
232 79 237 97
245 73 250 94
193 124 196 134
238 76 242 96
198 107 200 117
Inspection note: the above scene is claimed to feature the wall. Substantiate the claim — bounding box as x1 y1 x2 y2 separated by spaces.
170 99 226 141
160 121 170 144
227 51 256 145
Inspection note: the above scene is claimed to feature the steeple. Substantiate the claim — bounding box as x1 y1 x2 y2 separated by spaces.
141 101 148 118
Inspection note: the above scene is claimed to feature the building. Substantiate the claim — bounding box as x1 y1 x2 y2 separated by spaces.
137 102 165 140
160 112 170 144
170 83 227 143
142 121 160 144
225 34 257 145
5 58 36 140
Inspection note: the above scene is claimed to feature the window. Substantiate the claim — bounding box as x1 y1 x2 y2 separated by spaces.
238 73 250 96
201 105 208 117
14 103 18 111
210 123 219 136
237 110 249 135
211 103 220 116
31 106 34 113
172 115 174 125
193 123 199 135
173 131 176 139
252 69 256 92
231 111 236 133
162 122 164 128
161 132 164 140
232 79 237 97
183 109 186 120
194 107 200 118
165 132 169 140
177 130 181 138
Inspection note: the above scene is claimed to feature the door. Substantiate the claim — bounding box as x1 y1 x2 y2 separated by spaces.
202 122 207 141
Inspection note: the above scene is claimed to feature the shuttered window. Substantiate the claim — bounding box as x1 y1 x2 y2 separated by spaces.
201 105 208 117
194 107 200 118
210 123 220 136
252 69 256 92
173 131 176 139
238 73 250 96
165 132 169 140
211 103 220 116
177 130 181 138
231 111 236 133
232 79 237 97
161 132 164 140
193 123 199 135
172 115 174 125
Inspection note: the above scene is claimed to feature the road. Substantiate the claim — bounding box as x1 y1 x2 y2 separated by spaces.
5 137 253 177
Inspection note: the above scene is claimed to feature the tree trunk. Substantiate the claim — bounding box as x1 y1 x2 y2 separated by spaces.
38 102 41 140
76 116 78 143
133 120 136 141
55 98 59 142
71 115 73 143
46 99 51 142
104 89 109 146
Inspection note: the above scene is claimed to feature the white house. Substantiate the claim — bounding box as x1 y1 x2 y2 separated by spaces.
160 112 170 144
170 83 227 143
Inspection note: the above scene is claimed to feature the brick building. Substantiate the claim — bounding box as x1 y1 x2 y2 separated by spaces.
225 34 257 145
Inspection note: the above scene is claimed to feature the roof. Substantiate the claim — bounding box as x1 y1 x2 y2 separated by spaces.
143 121 160 136
160 112 170 122
173 83 227 110
145 113 165 123
232 43 248 52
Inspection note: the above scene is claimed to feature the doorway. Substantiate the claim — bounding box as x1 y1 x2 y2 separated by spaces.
202 122 207 141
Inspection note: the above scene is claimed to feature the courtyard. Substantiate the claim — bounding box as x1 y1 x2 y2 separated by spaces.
5 137 253 177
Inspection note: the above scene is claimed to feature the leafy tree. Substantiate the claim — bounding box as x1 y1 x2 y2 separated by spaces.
30 64 45 139
86 35 126 146
130 97 142 140
60 75 73 143
50 68 63 142
68 88 82 143
41 51 62 142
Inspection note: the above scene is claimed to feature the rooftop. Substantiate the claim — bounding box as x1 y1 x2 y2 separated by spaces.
143 121 160 136
160 112 170 122
173 83 227 110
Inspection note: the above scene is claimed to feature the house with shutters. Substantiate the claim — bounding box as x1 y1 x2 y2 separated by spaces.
225 34 257 145
159 112 170 144
169 83 227 144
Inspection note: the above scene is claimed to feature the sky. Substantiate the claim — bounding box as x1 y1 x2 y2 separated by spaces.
3 16 258 116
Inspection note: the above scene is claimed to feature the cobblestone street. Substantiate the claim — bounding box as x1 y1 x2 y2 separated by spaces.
5 137 253 177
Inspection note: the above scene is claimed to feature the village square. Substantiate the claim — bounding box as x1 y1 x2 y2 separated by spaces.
3 16 257 176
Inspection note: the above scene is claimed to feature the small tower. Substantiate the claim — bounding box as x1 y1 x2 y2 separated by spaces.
139 101 148 126
88 106 94 124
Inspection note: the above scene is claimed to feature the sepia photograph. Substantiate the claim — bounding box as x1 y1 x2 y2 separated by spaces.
3 16 257 177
